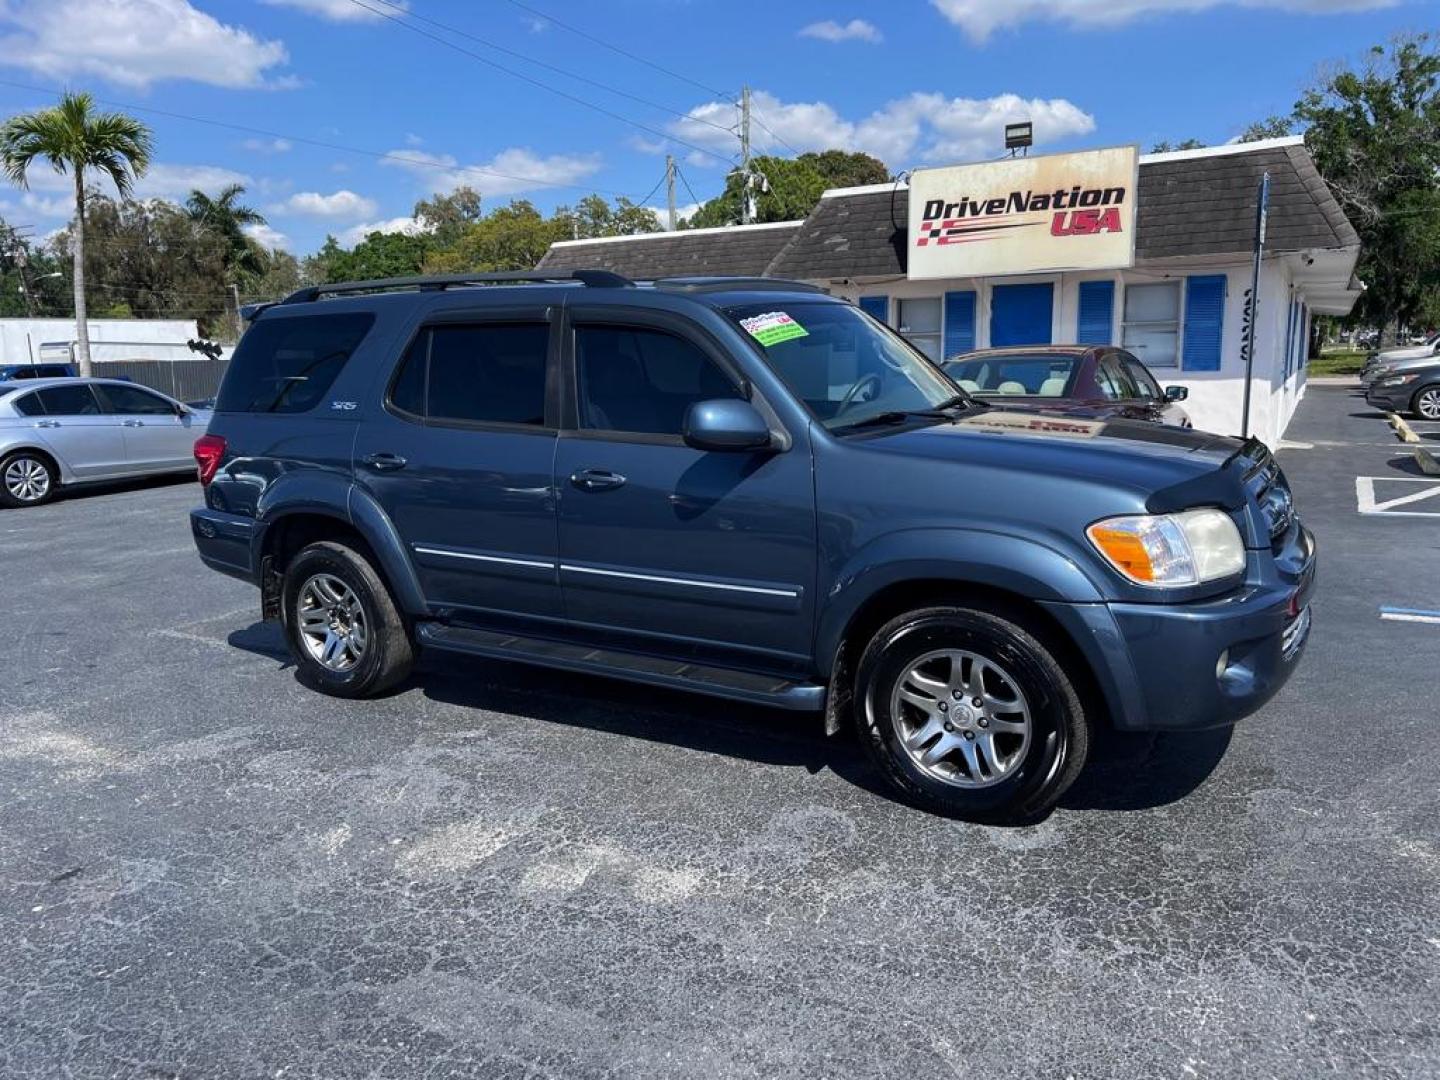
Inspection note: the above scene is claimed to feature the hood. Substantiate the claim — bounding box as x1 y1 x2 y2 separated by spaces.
1375 343 1439 363
851 408 1250 507
1371 354 1440 375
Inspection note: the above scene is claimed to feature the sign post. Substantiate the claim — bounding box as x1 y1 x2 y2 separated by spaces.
1240 171 1270 440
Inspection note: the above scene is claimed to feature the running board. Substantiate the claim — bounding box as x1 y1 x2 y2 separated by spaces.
415 623 825 711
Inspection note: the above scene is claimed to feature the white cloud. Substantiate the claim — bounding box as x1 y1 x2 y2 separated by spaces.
667 89 1096 168
338 215 429 246
0 0 290 89
381 146 603 197
930 0 1394 41
132 163 253 201
242 138 293 155
273 189 378 218
244 222 291 251
798 18 883 43
644 203 703 231
261 0 407 20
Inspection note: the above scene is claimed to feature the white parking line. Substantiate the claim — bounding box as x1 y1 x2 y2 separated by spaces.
1355 476 1440 516
1380 607 1440 625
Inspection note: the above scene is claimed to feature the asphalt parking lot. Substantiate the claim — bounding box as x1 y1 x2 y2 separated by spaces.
1 384 1437 1079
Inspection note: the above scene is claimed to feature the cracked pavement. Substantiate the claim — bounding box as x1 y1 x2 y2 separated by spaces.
1 385 1437 1078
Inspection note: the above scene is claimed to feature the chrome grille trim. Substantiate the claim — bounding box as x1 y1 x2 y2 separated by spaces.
1281 606 1311 660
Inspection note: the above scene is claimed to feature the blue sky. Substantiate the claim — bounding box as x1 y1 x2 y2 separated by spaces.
0 0 1432 256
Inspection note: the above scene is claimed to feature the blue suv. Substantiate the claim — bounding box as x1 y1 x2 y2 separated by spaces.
190 271 1315 822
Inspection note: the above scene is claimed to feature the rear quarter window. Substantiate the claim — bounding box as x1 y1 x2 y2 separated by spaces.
216 312 374 414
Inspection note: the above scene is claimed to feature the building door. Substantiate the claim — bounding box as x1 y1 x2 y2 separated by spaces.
990 283 1054 347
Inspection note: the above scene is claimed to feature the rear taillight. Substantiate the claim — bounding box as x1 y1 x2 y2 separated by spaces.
193 434 226 486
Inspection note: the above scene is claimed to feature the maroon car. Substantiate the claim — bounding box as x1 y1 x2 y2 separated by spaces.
941 345 1192 427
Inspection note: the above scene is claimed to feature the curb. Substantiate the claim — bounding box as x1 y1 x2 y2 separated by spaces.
1388 411 1440 475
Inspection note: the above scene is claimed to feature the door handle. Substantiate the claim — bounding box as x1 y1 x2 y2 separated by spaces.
569 468 626 492
123 419 144 427
362 452 407 471
35 419 60 429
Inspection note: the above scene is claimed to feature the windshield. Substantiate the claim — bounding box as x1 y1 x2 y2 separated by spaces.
942 352 1080 397
725 301 962 430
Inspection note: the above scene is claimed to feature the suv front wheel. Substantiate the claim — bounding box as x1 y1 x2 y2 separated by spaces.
281 540 414 698
855 605 1090 824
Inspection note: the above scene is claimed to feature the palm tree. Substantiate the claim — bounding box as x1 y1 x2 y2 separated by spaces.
186 183 268 279
0 92 152 377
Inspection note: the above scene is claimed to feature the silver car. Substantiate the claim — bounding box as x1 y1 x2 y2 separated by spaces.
0 378 212 508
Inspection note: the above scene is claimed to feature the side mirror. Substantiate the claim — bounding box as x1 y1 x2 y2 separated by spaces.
683 399 773 452
1164 385 1189 402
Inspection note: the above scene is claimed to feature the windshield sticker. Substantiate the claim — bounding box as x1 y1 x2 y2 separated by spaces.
740 311 809 347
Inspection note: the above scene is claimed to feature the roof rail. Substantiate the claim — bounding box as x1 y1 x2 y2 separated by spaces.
279 269 633 306
652 276 825 295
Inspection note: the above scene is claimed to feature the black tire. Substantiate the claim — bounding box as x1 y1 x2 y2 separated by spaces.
0 449 58 509
1410 385 1440 421
281 540 413 698
854 605 1090 824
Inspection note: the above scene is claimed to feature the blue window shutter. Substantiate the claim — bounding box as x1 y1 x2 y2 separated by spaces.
1076 281 1115 345
943 291 976 357
1182 275 1226 372
990 283 1054 347
858 295 888 323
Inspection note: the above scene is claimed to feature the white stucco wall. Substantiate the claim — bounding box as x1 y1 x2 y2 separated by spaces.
828 259 1306 447
0 318 200 365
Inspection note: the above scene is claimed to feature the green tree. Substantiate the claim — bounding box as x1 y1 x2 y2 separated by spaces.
1238 116 1294 142
414 187 483 248
0 91 152 376
0 218 68 317
59 195 230 335
185 183 267 282
1149 138 1206 153
426 200 568 273
309 229 431 283
555 194 660 239
686 150 890 229
1296 34 1440 332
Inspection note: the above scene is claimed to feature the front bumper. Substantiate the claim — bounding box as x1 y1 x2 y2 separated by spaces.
1365 383 1412 412
1043 524 1317 732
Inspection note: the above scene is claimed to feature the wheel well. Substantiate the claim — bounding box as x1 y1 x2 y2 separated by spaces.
262 512 375 574
2 445 60 479
833 579 1111 728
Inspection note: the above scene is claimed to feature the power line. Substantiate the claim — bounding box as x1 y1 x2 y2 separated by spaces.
748 109 803 158
0 77 646 200
674 165 708 211
361 0 733 138
344 0 734 166
500 0 732 100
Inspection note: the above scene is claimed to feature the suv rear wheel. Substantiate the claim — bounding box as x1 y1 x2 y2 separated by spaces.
854 605 1090 824
0 449 57 509
281 540 414 698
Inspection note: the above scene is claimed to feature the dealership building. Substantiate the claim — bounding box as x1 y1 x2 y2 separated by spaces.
539 137 1361 446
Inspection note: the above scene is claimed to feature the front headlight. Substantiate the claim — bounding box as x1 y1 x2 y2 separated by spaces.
1087 508 1245 587
1380 373 1418 386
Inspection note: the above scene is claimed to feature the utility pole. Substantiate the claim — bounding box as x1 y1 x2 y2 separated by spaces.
665 154 677 231
228 283 242 342
739 84 754 225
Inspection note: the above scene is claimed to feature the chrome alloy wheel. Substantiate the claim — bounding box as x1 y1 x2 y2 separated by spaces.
4 456 50 503
296 573 368 672
889 649 1032 788
1416 388 1440 420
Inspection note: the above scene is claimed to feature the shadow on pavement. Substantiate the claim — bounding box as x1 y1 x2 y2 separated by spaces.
62 472 196 503
1061 725 1233 811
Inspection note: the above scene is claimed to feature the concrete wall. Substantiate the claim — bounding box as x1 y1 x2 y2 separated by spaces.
828 259 1304 447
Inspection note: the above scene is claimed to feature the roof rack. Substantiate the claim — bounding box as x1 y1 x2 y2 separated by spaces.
652 276 825 295
279 269 633 306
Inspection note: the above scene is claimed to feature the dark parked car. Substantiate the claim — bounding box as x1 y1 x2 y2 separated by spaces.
0 362 78 381
942 345 1192 427
1365 357 1440 420
189 272 1314 823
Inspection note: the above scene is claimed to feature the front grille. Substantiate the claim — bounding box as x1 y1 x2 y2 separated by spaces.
1281 606 1312 660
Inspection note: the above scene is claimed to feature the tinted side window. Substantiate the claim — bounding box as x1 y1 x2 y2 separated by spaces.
35 385 102 415
388 333 427 418
1122 355 1163 400
1096 357 1141 400
11 392 44 416
427 324 548 426
98 384 175 415
575 325 739 435
216 313 374 414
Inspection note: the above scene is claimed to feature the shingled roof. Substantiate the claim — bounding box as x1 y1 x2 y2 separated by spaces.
764 137 1359 281
535 221 803 279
